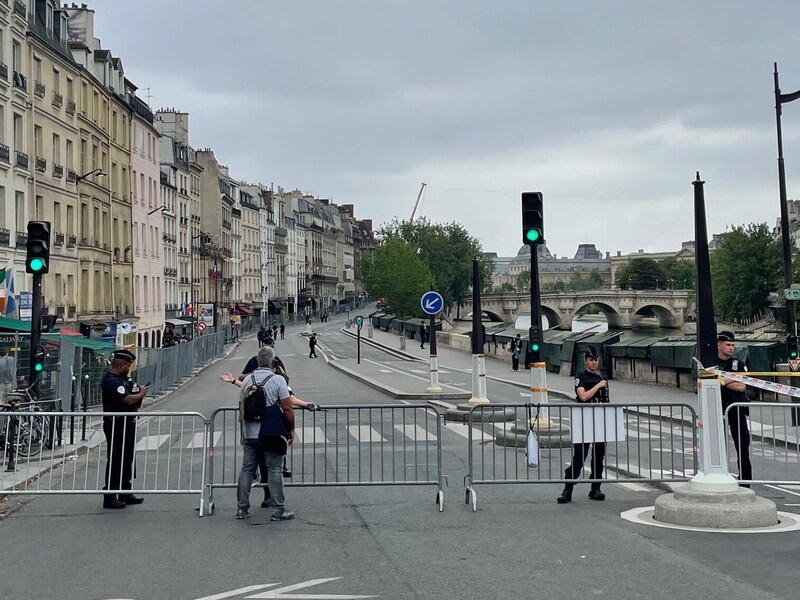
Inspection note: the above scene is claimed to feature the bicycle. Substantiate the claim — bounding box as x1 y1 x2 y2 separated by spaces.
1 387 50 467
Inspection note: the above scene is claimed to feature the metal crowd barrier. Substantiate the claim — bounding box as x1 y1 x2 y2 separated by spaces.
1 411 209 515
207 404 446 514
464 402 698 511
725 402 800 485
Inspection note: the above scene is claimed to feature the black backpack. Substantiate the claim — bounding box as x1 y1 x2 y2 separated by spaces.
241 372 275 422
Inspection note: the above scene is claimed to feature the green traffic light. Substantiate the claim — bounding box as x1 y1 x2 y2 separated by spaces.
792 351 798 359
525 229 540 243
34 363 43 372
531 343 540 352
29 257 44 272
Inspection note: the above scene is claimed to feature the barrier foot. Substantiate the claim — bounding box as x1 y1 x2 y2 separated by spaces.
436 490 444 512
466 487 477 512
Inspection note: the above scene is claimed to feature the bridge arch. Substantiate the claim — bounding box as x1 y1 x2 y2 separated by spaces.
632 303 682 328
540 305 563 330
572 301 624 329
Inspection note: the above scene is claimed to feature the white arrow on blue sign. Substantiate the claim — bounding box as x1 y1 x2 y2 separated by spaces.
420 291 444 315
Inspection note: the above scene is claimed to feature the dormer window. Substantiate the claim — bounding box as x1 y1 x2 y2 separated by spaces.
46 3 54 32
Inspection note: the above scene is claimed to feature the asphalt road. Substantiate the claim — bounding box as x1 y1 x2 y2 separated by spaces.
1 314 799 600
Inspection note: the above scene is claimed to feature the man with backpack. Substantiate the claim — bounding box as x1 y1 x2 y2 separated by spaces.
230 346 295 521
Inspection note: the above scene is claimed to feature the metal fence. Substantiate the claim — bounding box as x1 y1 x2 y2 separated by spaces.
1 410 210 514
206 404 445 514
725 402 800 485
464 402 698 511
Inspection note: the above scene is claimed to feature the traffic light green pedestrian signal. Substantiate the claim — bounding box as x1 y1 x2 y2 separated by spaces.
26 221 51 274
788 334 799 360
33 345 45 372
521 192 544 246
528 325 542 358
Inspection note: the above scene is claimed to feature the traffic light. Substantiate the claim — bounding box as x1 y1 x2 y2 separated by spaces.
788 334 799 360
528 325 542 361
32 345 45 373
26 221 51 274
521 192 544 245
307 297 312 306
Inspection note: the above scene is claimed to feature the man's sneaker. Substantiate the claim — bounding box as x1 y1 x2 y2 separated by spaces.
588 489 606 501
271 510 295 521
235 509 250 520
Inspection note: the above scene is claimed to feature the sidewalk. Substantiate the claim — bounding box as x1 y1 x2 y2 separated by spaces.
1 336 246 493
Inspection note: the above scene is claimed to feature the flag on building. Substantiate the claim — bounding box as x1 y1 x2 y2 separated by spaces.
0 260 16 315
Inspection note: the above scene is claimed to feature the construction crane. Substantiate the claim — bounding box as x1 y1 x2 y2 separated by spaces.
410 182 427 221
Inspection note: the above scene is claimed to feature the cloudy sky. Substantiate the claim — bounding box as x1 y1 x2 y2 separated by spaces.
94 0 800 259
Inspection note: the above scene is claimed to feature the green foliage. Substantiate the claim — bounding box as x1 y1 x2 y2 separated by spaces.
565 271 605 291
361 238 434 316
710 223 782 321
659 258 695 290
378 218 490 312
515 270 531 292
615 256 695 291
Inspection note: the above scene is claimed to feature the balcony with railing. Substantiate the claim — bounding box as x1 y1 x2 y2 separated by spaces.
0 228 9 246
275 242 289 253
66 99 75 115
12 0 24 18
0 144 9 165
67 234 76 248
12 71 26 90
16 231 26 248
52 163 63 178
67 169 76 183
15 151 27 170
54 232 64 246
275 226 288 237
35 156 46 172
0 62 7 82
33 80 44 98
52 91 63 108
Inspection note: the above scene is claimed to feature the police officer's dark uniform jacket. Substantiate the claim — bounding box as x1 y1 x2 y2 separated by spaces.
717 331 753 483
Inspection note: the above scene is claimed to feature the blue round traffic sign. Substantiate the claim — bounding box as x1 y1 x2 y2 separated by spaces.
420 291 444 315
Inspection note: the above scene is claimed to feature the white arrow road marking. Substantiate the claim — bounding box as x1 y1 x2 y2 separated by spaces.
194 584 282 600
245 577 376 599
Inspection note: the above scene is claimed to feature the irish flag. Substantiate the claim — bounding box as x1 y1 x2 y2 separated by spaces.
0 260 16 315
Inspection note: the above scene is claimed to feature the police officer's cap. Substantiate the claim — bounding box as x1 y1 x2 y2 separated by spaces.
584 345 599 359
113 349 136 363
717 331 735 342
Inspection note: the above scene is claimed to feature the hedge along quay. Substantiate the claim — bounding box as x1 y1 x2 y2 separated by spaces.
205 403 446 514
463 402 698 512
1 410 211 516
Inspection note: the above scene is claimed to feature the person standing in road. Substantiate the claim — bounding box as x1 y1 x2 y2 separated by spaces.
280 323 285 339
557 346 608 504
272 324 278 340
101 349 148 509
419 322 427 350
716 331 753 487
309 333 318 358
0 347 16 399
511 334 522 371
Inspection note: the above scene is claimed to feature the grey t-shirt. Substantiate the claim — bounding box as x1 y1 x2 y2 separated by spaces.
239 367 291 439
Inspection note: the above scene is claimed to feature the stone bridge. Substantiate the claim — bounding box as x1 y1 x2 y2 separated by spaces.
481 290 696 329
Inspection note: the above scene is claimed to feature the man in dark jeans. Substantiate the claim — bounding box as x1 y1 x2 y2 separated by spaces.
716 331 752 486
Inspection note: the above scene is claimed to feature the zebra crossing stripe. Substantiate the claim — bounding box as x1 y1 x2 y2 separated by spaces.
442 423 495 441
134 434 170 452
295 426 328 445
186 431 222 449
345 425 387 443
394 424 437 442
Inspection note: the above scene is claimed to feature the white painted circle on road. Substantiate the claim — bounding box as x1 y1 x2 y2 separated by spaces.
621 506 800 533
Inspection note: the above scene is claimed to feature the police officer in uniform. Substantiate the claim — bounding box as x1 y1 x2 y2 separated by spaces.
557 346 608 504
717 330 752 486
101 349 149 509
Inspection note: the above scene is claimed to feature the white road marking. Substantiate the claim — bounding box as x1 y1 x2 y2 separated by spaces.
134 434 170 452
295 427 328 445
441 423 495 441
186 431 221 449
346 425 387 443
394 423 437 442
194 584 281 600
379 369 392 373
766 484 800 498
438 370 450 375
428 399 457 410
410 369 426 374
245 577 376 599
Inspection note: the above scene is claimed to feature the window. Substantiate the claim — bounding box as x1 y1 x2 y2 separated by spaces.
52 68 59 94
67 204 74 235
141 223 146 255
13 113 22 153
132 170 137 203
81 82 87 114
66 139 73 170
121 166 127 199
80 203 87 239
0 187 5 229
33 57 41 82
46 4 53 31
12 41 21 71
66 77 73 102
34 125 41 157
0 106 5 145
52 133 60 164
112 110 117 140
134 221 139 254
53 201 61 232
15 191 24 232
91 144 97 170
0 30 4 64
93 207 99 242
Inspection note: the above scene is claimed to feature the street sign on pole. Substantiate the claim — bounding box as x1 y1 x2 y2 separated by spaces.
354 315 363 328
420 291 444 315
785 288 800 301
196 321 207 333
344 304 351 313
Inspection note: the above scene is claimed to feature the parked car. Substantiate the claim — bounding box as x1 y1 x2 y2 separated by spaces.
376 297 388 309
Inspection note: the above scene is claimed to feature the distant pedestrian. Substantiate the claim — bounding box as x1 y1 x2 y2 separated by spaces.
309 334 318 358
419 322 427 350
101 349 148 510
0 347 16 399
511 334 521 371
258 326 269 346
280 323 285 339
272 324 278 340
557 346 607 504
491 333 498 353
717 331 752 487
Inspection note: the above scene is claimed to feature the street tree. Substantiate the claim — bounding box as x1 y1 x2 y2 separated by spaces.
515 269 531 292
615 258 664 290
379 217 492 314
711 223 782 322
361 238 434 316
659 257 695 290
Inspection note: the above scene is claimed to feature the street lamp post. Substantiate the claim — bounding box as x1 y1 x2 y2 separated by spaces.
775 62 800 335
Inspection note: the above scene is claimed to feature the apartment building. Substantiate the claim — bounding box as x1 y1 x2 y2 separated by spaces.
238 183 262 318
127 80 162 347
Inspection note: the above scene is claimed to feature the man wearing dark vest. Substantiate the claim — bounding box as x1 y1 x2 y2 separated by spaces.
717 330 752 486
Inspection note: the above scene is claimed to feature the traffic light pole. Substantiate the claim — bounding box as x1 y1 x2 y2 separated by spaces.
529 245 550 425
29 272 43 393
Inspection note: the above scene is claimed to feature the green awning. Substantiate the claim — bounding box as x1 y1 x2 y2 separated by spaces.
0 316 31 332
68 337 116 352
